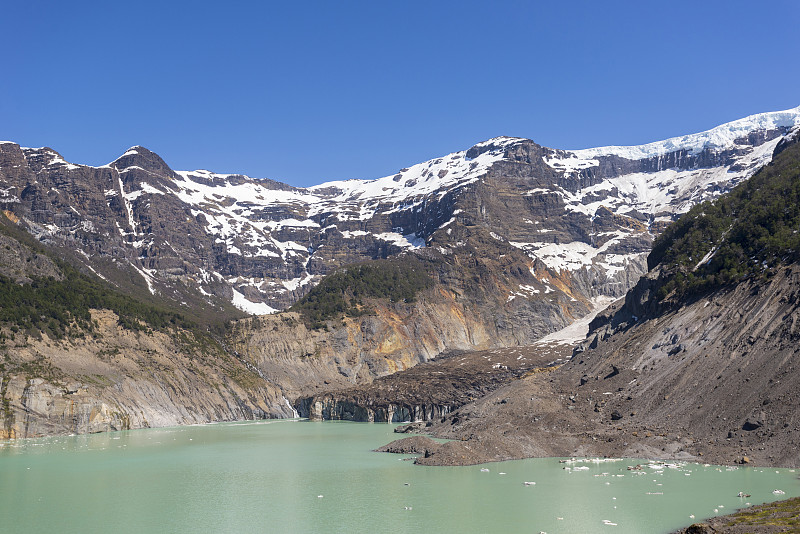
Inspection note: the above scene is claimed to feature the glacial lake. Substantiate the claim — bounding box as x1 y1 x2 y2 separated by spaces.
2 420 799 534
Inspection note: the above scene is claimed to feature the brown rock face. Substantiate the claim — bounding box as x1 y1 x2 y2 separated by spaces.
0 116 796 441
229 276 581 402
0 309 291 440
407 263 800 468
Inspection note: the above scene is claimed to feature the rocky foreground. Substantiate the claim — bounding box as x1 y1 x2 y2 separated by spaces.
374 134 800 469
371 262 800 469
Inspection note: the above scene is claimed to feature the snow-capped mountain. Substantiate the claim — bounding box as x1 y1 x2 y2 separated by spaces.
0 106 798 317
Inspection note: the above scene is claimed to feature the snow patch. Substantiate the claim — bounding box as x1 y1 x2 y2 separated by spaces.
282 274 314 292
130 262 156 295
374 232 425 249
535 296 616 347
231 288 277 315
694 247 716 270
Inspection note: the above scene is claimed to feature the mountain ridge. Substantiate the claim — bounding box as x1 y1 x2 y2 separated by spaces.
4 106 796 319
386 125 800 468
2 106 800 440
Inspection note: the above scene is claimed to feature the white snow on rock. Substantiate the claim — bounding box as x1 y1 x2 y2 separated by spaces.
231 288 278 315
534 296 616 347
568 105 800 161
510 106 800 276
306 136 517 219
147 107 800 300
8 106 799 310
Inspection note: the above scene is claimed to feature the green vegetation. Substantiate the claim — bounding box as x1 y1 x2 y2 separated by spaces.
0 264 196 338
290 257 433 328
0 215 197 339
722 497 800 531
649 137 800 300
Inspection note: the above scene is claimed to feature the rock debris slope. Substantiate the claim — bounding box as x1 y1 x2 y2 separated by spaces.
407 125 800 468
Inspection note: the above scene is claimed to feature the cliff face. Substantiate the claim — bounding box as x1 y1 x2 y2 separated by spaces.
0 309 292 439
1 108 794 319
1 109 798 440
228 268 581 400
403 132 800 467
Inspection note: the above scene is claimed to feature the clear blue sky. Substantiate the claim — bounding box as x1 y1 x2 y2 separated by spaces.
2 1 798 187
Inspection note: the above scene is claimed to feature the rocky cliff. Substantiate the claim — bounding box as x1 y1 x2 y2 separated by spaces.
0 222 292 438
1 107 796 319
2 106 799 440
396 128 800 467
227 251 584 401
0 308 294 439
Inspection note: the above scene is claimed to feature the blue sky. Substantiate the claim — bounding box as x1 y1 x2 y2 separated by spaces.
2 1 798 187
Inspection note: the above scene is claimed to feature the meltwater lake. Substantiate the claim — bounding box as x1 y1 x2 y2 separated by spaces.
2 420 799 534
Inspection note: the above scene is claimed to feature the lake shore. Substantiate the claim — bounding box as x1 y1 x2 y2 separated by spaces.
672 496 800 533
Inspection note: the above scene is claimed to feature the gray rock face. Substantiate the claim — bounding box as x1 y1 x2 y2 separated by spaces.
1 109 799 439
0 232 62 283
0 309 293 440
1 108 795 320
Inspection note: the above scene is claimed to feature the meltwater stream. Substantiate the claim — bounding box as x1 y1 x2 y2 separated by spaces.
2 420 799 533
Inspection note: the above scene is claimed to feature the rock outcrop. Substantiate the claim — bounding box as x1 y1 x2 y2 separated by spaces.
408 133 800 467
0 309 291 439
2 107 800 440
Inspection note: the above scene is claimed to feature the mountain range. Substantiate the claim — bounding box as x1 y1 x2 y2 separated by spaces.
397 122 800 469
2 106 798 316
1 105 799 441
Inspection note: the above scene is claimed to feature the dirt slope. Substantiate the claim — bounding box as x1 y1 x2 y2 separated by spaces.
404 263 800 468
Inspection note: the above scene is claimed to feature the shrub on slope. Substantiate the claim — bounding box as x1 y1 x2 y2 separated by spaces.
648 133 800 300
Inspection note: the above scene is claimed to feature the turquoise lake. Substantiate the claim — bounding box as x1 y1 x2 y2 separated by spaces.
2 420 799 533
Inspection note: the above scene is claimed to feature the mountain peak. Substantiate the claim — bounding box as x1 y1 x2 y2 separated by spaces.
110 146 174 176
466 136 527 159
